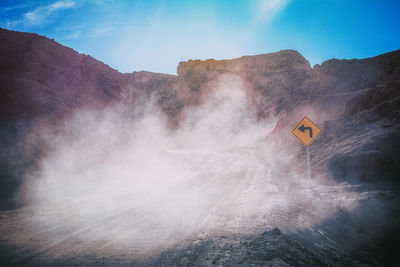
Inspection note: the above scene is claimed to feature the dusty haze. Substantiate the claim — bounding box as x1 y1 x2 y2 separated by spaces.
16 75 364 257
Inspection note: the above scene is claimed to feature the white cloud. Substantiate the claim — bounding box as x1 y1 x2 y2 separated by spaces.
89 25 113 37
64 31 80 39
48 1 76 12
255 0 289 22
22 1 76 25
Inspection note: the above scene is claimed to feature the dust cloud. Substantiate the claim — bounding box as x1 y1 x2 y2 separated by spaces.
18 75 364 253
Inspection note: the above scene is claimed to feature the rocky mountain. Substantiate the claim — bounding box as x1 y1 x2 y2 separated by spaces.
0 27 399 265
0 28 178 209
175 50 311 116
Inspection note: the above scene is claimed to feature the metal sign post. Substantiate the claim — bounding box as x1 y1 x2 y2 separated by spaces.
292 116 321 183
306 146 311 180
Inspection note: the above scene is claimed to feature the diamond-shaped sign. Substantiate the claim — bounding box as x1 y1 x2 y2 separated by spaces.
292 116 321 146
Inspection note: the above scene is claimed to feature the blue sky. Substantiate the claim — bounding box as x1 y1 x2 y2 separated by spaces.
1 0 399 74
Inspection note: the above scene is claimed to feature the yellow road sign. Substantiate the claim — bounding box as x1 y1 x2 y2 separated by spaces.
292 116 321 146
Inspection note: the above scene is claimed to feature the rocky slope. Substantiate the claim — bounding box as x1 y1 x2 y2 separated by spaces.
0 28 178 208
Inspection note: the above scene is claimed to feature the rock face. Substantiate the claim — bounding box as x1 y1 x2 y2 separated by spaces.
0 29 179 120
312 50 400 94
0 29 121 119
176 50 311 117
0 28 400 265
322 82 400 186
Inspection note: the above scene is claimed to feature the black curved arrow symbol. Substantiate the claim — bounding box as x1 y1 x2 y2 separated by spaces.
298 124 313 138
